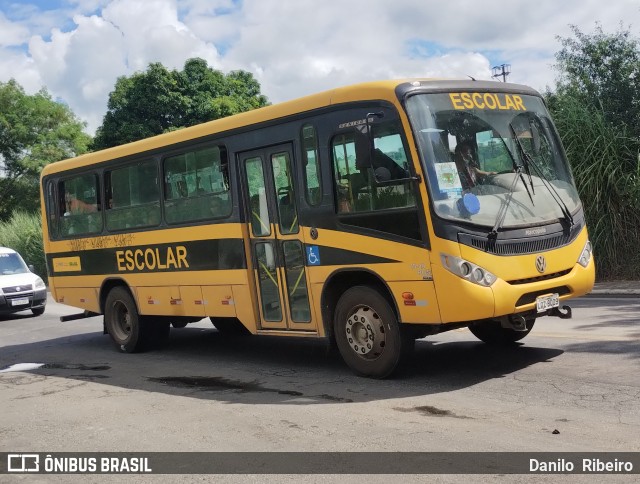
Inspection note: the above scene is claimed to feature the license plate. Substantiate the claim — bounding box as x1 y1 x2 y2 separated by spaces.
11 297 29 306
536 293 559 313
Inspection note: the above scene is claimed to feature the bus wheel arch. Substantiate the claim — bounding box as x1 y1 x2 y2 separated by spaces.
100 278 136 315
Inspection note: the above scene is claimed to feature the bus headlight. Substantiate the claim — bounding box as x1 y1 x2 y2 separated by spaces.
35 277 46 290
577 240 593 268
440 253 497 287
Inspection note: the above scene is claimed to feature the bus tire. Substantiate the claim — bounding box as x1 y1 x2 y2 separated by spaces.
469 318 535 344
210 317 251 336
31 307 45 316
334 286 412 378
104 286 149 353
171 321 188 328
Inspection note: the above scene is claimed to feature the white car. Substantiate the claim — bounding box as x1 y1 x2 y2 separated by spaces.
0 247 47 316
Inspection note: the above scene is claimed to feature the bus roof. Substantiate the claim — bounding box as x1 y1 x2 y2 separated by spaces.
41 78 539 176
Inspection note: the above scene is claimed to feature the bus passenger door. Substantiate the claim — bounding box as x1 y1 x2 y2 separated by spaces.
239 144 317 332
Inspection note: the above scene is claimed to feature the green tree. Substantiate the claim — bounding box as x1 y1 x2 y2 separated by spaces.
548 24 640 279
554 23 640 142
93 58 269 150
0 80 91 221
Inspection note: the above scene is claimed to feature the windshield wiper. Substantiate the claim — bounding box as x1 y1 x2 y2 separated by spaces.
487 134 533 242
509 124 536 200
509 123 574 228
488 163 524 242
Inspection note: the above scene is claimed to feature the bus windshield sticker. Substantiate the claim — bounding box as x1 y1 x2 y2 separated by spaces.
435 162 463 199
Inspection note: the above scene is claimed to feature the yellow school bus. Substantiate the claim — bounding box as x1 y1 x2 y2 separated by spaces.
40 79 595 378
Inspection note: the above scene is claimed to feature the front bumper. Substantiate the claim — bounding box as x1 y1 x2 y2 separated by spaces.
0 289 47 314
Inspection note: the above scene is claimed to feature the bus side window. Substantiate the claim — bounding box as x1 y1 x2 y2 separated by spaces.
58 174 102 237
45 181 58 238
271 151 299 234
106 160 160 231
246 156 271 237
332 132 361 212
332 121 416 214
301 124 322 206
163 145 231 224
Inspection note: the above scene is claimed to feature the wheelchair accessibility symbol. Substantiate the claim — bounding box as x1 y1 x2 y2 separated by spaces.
306 245 321 266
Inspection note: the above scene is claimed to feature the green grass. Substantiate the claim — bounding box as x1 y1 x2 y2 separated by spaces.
550 96 640 280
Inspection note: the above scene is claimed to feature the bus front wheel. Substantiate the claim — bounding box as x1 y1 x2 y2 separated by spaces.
334 286 412 378
105 286 149 353
468 318 535 344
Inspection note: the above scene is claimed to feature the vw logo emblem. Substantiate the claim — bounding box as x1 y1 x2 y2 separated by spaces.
535 256 546 273
16 286 21 291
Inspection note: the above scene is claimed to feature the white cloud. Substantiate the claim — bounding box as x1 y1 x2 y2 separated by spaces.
0 11 29 46
0 51 42 92
101 0 216 71
29 14 127 130
1 0 640 134
10 0 219 132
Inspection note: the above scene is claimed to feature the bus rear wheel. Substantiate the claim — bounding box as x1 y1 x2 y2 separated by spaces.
105 286 150 353
468 318 535 344
334 286 412 378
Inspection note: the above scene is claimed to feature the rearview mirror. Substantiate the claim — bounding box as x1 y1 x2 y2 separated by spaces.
531 124 541 155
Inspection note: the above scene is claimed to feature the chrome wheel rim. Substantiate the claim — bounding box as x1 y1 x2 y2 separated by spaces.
345 305 385 360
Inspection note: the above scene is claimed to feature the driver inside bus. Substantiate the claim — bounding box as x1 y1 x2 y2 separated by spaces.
454 140 496 189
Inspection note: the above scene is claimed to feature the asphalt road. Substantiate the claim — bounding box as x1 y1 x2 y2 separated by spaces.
0 294 638 482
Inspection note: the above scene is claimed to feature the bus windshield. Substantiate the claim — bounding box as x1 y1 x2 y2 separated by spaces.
406 92 581 229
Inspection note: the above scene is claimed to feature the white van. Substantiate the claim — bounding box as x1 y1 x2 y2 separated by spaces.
0 247 47 316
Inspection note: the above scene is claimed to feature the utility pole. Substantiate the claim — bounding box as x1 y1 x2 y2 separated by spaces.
492 64 511 82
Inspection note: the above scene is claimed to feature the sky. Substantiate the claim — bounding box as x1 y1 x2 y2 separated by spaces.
1 0 640 135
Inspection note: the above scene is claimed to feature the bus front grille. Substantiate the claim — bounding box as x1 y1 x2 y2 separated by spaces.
459 225 581 256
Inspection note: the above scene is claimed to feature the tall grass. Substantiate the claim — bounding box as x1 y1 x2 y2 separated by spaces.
550 96 640 280
0 211 47 281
